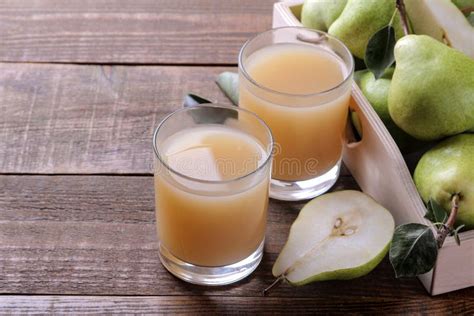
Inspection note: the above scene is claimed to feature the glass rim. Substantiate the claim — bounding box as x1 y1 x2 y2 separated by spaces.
153 104 274 184
238 26 355 99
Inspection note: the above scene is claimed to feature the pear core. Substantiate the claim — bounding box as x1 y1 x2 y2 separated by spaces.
272 190 395 285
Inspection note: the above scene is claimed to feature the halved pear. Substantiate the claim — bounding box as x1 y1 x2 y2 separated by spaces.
272 190 394 285
405 0 474 58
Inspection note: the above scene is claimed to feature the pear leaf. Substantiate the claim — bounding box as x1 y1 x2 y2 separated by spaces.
453 224 466 235
454 232 461 246
424 207 435 223
183 93 212 107
450 224 465 246
468 12 474 26
425 199 448 224
364 25 396 80
182 93 237 124
216 72 239 105
389 223 438 278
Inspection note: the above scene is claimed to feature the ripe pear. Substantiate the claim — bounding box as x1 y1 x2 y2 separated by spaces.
301 0 348 32
414 134 474 229
388 35 474 141
355 68 425 153
328 0 404 59
272 190 394 285
405 0 474 58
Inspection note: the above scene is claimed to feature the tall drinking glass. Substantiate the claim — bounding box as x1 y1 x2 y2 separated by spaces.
239 27 354 201
153 104 273 285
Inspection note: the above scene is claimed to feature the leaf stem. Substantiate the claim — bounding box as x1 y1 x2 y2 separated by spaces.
436 194 460 248
262 275 285 296
396 0 410 36
388 9 398 27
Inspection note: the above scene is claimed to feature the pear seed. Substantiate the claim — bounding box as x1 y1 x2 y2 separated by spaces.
344 228 355 236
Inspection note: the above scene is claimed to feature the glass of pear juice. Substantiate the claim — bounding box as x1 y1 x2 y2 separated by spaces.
239 27 354 201
153 104 273 285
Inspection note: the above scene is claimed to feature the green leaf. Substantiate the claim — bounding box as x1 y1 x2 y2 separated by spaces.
450 224 465 246
454 232 461 246
468 12 474 26
389 223 438 278
182 93 237 124
216 72 239 105
455 224 466 233
424 205 436 223
183 93 212 107
364 25 396 80
428 199 448 224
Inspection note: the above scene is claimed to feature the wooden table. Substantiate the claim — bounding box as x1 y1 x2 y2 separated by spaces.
0 1 472 314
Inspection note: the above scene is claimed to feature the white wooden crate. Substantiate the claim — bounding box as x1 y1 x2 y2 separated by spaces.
273 0 474 295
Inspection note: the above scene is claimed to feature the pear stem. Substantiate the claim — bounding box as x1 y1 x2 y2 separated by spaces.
436 194 460 248
395 0 410 36
460 7 474 15
262 275 285 296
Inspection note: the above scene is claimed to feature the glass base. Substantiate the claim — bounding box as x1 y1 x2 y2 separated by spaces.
158 241 264 286
269 160 341 201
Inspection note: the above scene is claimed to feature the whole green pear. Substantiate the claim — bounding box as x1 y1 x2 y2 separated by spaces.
414 134 474 229
301 0 348 31
328 0 404 59
388 35 474 141
355 68 424 153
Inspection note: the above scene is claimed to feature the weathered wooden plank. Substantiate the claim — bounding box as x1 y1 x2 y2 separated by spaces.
0 295 472 314
0 0 273 64
0 174 446 299
0 63 233 174
0 175 356 225
0 63 352 176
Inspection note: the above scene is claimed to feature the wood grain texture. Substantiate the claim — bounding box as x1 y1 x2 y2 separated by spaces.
2 1 471 313
0 174 442 299
1 295 472 315
0 63 351 176
0 0 273 64
0 63 232 174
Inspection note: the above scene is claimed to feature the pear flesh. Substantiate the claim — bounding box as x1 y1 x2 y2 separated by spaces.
414 134 474 230
272 190 395 285
388 35 474 141
405 0 474 59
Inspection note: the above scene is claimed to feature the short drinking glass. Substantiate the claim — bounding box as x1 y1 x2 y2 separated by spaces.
153 104 273 285
239 27 354 201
